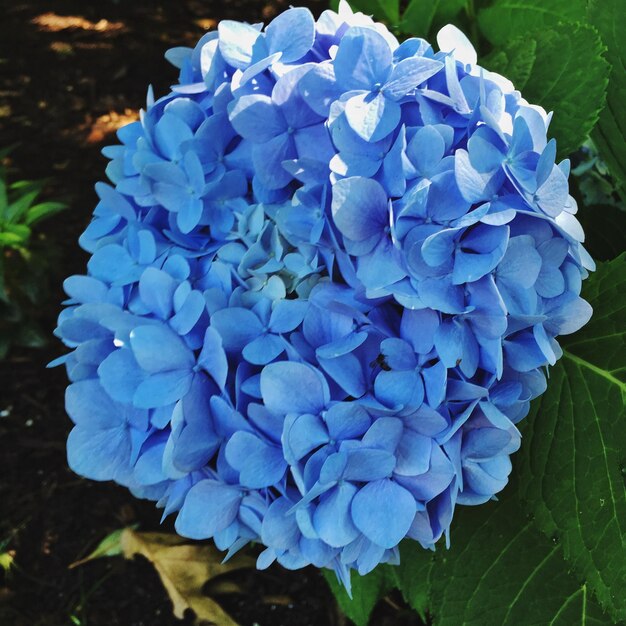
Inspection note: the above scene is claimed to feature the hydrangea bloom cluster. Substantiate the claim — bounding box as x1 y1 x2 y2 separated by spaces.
54 2 593 588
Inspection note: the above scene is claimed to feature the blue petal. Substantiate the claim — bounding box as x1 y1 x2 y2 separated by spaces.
284 413 329 462
375 370 424 409
228 95 286 143
383 57 443 100
154 113 193 160
225 431 287 488
67 425 131 482
345 92 401 142
170 290 206 336
177 197 204 234
324 403 371 440
98 349 145 403
343 448 396 481
138 268 176 320
395 430 432 476
361 417 403 452
299 63 340 117
334 27 392 91
133 370 194 408
218 20 260 69
313 483 360 547
407 125 445 177
265 7 315 63
176 480 242 539
269 299 308 333
272 65 322 129
252 133 296 190
66 379 123 428
261 497 301 550
242 333 285 365
198 326 228 389
130 325 194 373
210 307 263 351
351 479 416 548
331 176 388 242
261 361 329 415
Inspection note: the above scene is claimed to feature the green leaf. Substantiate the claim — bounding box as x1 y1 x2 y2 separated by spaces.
392 542 433 620
426 490 611 625
15 323 48 349
324 566 394 626
376 0 400 26
5 189 41 224
0 177 7 218
478 0 586 47
482 37 537 90
68 528 128 568
400 0 465 39
519 253 626 621
588 0 626 194
575 203 626 262
25 201 67 226
518 22 610 158
0 230 29 247
335 0 399 25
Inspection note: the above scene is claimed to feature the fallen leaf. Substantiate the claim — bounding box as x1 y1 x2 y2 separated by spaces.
70 528 254 626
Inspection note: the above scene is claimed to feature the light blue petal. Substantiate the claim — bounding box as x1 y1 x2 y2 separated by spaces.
383 57 443 100
218 20 260 69
261 361 329 415
334 27 392 91
345 92 401 142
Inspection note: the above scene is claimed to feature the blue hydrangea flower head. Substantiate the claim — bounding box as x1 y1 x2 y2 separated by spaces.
54 3 593 592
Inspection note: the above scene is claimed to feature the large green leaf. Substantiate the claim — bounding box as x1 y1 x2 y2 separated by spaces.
520 253 626 621
588 0 626 195
482 37 537 90
392 542 433 621
575 203 626 262
431 492 610 625
518 22 609 158
332 0 399 25
478 0 586 46
400 0 466 39
324 566 394 626
385 482 612 625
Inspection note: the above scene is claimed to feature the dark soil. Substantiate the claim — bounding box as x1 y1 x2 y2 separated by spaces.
0 2 422 625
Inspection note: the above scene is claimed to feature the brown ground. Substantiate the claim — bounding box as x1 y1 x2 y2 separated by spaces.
0 2 424 624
